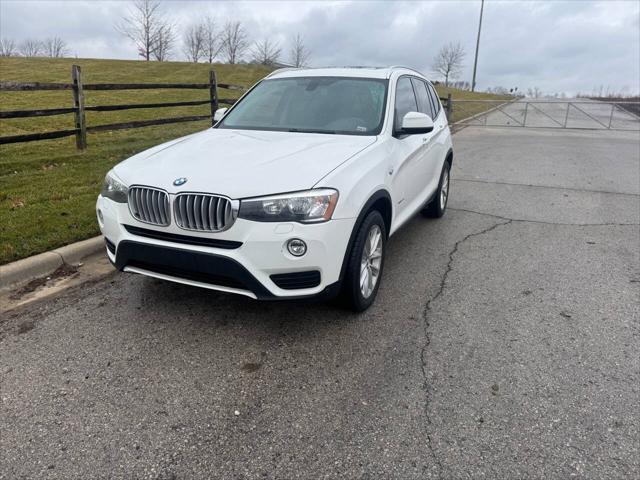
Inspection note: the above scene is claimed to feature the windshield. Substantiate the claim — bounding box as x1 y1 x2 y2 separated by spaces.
218 76 388 135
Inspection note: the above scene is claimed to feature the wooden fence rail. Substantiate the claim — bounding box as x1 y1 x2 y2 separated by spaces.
0 65 243 149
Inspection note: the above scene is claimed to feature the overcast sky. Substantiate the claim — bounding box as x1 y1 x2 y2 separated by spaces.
1 0 639 95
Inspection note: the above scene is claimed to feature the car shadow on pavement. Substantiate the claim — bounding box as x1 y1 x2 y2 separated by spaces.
123 213 449 343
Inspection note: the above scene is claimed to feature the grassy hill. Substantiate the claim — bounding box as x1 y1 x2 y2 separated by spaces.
0 57 509 264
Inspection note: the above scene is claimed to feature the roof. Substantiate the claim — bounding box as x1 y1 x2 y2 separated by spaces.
266 66 426 80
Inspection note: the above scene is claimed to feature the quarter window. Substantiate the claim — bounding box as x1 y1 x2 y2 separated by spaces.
394 77 419 130
427 83 441 118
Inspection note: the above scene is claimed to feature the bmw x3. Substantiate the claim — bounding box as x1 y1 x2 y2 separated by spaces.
97 66 453 311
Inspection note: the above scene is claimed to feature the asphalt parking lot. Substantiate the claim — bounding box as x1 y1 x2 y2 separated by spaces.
1 124 639 479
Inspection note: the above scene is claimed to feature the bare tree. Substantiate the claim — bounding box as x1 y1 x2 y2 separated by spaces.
202 16 221 63
289 34 310 67
432 42 465 86
451 80 470 91
183 23 205 62
19 39 43 57
153 22 176 61
527 87 542 98
221 21 248 64
116 0 166 61
42 37 69 58
0 38 17 57
251 38 281 66
486 85 509 95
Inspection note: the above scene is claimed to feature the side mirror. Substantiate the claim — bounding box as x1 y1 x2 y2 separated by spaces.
213 107 228 122
400 111 434 134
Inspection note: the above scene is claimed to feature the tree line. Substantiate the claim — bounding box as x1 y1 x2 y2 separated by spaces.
1 0 311 67
116 0 310 66
0 37 69 58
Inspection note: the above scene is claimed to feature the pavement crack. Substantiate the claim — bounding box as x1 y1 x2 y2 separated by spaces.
419 218 512 479
449 207 640 227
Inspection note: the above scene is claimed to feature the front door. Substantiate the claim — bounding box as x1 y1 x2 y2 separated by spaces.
389 76 429 221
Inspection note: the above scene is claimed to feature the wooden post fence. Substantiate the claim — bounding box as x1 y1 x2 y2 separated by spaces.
0 67 242 149
71 65 87 150
209 70 218 126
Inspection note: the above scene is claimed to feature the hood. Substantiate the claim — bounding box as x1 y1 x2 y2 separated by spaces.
113 128 377 199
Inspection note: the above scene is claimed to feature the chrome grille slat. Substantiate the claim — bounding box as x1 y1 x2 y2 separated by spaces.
139 189 149 222
130 190 139 217
163 195 170 225
127 186 170 226
194 195 203 230
216 198 224 230
146 190 155 224
214 197 220 230
186 195 195 229
178 196 187 227
224 201 232 226
135 189 142 217
150 190 160 224
208 197 216 231
200 196 208 230
174 193 236 232
156 191 165 225
155 191 163 224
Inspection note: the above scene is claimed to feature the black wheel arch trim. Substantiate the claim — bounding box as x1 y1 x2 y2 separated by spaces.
337 189 392 284
445 147 453 166
424 149 454 206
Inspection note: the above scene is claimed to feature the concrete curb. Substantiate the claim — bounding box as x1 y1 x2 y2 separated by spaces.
0 236 103 290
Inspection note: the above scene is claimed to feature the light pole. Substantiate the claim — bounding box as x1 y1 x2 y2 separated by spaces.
471 0 485 92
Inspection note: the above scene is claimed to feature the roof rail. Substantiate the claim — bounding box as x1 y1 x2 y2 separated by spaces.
322 66 387 69
266 67 300 78
388 65 427 77
266 65 429 80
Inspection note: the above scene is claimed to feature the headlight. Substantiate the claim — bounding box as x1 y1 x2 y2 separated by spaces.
100 171 128 203
238 189 339 223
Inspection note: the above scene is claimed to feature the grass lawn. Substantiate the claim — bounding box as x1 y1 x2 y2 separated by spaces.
435 85 513 122
0 57 510 264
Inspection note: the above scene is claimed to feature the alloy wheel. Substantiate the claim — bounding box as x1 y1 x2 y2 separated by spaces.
359 224 383 298
440 168 450 210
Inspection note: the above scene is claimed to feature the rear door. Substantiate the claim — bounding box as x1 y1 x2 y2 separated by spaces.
410 78 441 202
425 82 448 179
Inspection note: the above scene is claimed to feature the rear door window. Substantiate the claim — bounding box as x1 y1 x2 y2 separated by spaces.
394 77 418 129
411 78 435 119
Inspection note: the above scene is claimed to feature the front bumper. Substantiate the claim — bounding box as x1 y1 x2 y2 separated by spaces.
96 195 354 299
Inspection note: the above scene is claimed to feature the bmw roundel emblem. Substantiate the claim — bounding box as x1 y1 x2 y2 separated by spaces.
173 177 188 186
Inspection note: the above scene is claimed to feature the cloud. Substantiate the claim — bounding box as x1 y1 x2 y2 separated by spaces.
1 0 638 95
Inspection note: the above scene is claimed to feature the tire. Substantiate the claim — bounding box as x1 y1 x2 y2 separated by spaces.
422 161 451 218
342 210 387 312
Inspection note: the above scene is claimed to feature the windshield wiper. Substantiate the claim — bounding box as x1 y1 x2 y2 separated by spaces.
287 128 337 134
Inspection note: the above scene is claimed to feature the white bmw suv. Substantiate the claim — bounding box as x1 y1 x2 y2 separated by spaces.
97 66 453 311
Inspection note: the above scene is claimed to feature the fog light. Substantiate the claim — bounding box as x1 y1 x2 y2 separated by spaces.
287 238 307 257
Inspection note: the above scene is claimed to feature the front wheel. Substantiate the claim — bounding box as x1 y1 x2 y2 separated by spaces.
422 161 450 218
342 210 387 312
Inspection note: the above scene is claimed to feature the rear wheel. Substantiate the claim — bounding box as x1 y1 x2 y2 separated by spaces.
422 161 450 218
342 210 386 312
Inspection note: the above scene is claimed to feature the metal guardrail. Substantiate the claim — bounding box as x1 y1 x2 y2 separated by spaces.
449 100 640 131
